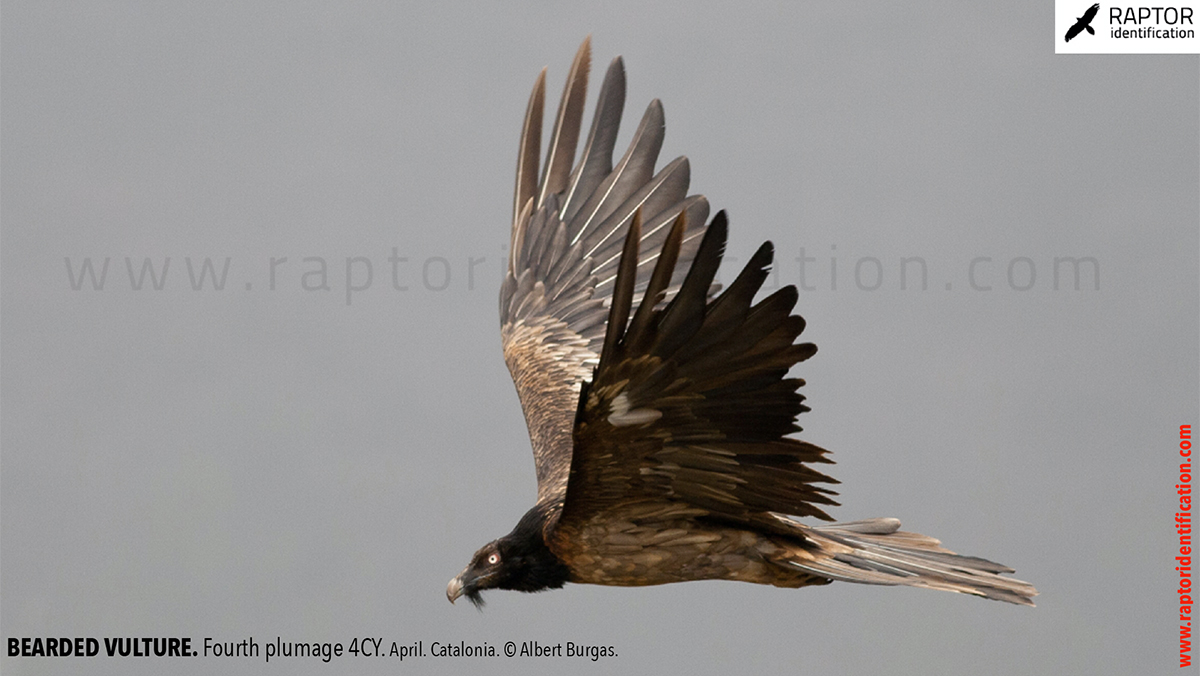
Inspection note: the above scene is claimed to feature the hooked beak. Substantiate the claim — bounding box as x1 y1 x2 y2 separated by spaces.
447 565 488 608
446 574 465 604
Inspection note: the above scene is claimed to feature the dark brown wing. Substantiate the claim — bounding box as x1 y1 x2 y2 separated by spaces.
501 39 710 507
556 210 839 537
542 212 1038 605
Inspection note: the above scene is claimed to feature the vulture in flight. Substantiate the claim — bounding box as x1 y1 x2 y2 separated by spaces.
447 39 1037 608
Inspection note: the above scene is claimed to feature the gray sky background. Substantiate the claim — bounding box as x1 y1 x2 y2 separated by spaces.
3 2 1197 675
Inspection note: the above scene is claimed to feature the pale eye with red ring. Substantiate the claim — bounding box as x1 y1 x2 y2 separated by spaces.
487 553 500 565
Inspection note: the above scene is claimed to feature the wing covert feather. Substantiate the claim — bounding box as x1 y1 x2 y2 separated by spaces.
559 212 839 534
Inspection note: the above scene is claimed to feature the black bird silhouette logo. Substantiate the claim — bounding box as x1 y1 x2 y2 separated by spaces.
1065 3 1101 42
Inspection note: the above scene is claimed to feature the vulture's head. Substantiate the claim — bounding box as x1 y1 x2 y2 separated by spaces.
447 510 570 608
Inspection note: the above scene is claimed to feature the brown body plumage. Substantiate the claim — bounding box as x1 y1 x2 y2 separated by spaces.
446 39 1037 609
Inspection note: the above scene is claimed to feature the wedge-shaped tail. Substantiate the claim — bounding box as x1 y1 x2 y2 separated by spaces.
781 517 1037 606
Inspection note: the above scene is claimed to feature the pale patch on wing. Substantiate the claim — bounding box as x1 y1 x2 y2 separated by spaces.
502 318 599 505
607 392 662 427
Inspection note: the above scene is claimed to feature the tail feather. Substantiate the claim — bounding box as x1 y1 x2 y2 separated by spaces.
778 517 1037 606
